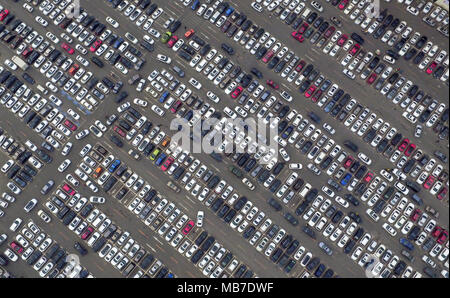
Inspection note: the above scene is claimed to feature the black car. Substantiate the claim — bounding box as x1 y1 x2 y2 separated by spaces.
284 213 298 226
169 20 181 33
221 43 234 55
21 73 35 84
74 242 88 256
110 135 123 147
250 67 263 79
256 46 268 60
302 226 316 239
343 140 358 152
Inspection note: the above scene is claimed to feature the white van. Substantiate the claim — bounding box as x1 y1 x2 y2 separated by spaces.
301 8 312 19
36 84 48 95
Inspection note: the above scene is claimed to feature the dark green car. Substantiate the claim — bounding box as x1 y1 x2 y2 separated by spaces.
229 165 243 178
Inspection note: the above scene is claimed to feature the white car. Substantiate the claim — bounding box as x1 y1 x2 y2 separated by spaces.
4 59 17 71
10 218 23 232
196 211 204 227
133 98 148 107
151 105 165 116
58 159 71 173
357 152 372 165
35 16 48 27
156 54 171 64
106 16 119 28
188 78 202 90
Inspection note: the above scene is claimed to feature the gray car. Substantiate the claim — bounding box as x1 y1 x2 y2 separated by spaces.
40 180 54 195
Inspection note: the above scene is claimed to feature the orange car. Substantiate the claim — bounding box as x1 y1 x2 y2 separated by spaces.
184 29 194 38
161 137 171 148
93 167 103 179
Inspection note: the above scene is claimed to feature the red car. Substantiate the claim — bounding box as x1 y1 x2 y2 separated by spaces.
324 26 336 38
305 85 316 98
0 9 10 21
182 220 195 235
426 61 437 74
231 86 243 99
89 39 102 52
81 227 94 240
343 156 354 169
338 0 349 10
437 187 448 200
170 100 182 113
61 43 75 54
364 172 374 183
161 157 174 171
437 230 448 244
266 80 279 89
366 73 377 84
262 50 274 63
114 126 126 137
349 44 360 56
295 60 306 72
64 119 77 131
298 23 309 34
337 34 348 46
291 31 304 42
397 138 409 151
62 184 76 196
404 143 416 156
311 90 322 102
410 209 421 221
167 35 178 48
21 47 33 58
432 226 444 238
423 175 435 189
10 241 23 254
68 64 80 76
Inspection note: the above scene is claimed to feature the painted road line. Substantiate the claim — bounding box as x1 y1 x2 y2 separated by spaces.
146 243 156 252
153 235 164 245
184 195 196 204
170 256 179 264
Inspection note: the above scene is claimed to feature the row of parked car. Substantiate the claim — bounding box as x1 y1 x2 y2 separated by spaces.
112 97 339 277
0 128 52 197
74 141 254 278
389 0 448 36
181 0 448 276
263 0 449 142
42 177 178 278
1 218 94 278
221 0 450 202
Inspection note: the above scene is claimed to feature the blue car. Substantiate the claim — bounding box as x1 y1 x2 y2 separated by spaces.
324 100 337 113
340 173 352 186
159 91 169 103
225 6 235 16
113 37 124 49
191 0 200 10
281 126 294 139
314 264 326 277
400 238 414 251
155 153 167 166
184 110 193 121
108 159 121 173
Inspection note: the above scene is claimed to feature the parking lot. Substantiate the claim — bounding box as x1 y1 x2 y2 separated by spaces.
0 0 448 279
